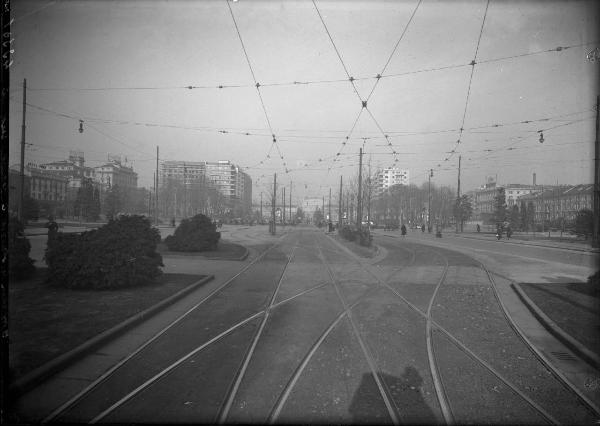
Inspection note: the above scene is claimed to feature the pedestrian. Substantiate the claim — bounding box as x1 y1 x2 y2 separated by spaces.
401 224 407 236
476 224 480 233
421 224 425 233
506 226 512 240
46 216 59 241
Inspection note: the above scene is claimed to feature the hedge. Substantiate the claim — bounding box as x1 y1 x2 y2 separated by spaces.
44 215 163 289
164 214 221 252
8 217 36 280
339 225 372 247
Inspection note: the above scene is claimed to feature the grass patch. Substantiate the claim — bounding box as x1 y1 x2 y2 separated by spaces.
520 282 600 356
9 269 206 380
157 239 246 259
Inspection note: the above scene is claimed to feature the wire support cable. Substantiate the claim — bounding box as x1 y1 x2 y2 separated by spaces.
441 0 490 168
225 0 287 172
365 0 423 103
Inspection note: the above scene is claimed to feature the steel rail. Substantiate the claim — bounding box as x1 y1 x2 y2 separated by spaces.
88 312 265 424
85 249 341 423
315 239 401 425
269 233 418 423
41 232 291 424
482 266 600 418
89 241 299 424
329 235 565 424
216 244 298 423
425 257 454 424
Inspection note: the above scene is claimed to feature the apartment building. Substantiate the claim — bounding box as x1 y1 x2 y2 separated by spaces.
375 168 409 196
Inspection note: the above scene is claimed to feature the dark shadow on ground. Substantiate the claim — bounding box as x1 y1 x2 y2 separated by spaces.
350 367 438 424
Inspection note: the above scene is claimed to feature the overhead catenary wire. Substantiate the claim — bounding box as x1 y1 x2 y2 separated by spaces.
441 0 490 169
24 41 597 93
225 0 288 172
365 0 423 103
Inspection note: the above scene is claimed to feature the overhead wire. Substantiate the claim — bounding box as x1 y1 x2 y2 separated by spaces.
441 0 490 168
365 0 423 103
225 0 288 172
24 41 597 93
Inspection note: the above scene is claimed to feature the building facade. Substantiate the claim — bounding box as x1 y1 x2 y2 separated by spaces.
519 184 592 223
9 165 69 218
375 168 409 196
94 157 138 190
160 160 252 215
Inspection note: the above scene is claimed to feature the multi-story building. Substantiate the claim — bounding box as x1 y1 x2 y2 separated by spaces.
9 165 69 217
505 184 536 207
160 160 252 215
39 151 96 188
519 184 592 223
94 155 138 190
375 168 409 196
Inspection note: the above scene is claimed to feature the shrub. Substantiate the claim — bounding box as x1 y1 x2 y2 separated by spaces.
44 215 163 289
8 217 35 280
358 228 373 247
164 214 221 252
338 225 372 247
339 225 357 242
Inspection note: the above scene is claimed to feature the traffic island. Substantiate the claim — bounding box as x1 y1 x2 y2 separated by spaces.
157 240 249 260
513 281 600 370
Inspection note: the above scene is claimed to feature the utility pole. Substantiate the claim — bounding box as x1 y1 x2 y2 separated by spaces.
339 175 343 228
155 146 159 225
357 148 363 229
541 184 545 237
322 195 325 223
19 78 26 222
367 156 372 229
183 162 187 218
272 173 277 235
289 181 292 224
152 172 155 218
456 155 461 233
594 95 599 247
328 187 331 224
282 186 286 224
260 192 263 221
428 169 433 233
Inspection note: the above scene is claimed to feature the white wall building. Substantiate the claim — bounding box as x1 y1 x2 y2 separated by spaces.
375 168 409 195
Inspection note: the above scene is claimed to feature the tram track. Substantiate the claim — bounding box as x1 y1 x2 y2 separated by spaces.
33 228 598 423
268 234 419 424
358 236 597 423
41 232 294 423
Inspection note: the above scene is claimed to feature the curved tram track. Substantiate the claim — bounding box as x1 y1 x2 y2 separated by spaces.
29 228 599 424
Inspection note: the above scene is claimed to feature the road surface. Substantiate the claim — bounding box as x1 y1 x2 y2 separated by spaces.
17 226 600 424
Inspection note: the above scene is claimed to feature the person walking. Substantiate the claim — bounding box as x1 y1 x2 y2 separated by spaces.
401 224 407 236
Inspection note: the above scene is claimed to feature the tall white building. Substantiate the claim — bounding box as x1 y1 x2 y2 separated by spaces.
161 160 252 212
375 168 409 195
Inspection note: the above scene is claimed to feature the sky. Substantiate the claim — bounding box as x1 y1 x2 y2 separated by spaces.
8 0 600 202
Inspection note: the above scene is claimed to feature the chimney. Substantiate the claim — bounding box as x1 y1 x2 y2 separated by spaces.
533 173 536 187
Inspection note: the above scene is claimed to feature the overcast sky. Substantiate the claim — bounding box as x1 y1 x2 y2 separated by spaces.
9 0 599 201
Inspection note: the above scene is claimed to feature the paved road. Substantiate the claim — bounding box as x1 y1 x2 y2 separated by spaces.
17 226 599 423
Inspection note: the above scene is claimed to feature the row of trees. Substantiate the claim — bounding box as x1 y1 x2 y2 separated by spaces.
20 178 150 222
159 178 249 220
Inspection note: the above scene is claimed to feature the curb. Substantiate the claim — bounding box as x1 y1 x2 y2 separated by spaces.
159 245 249 261
10 274 215 397
449 233 599 254
511 282 600 370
